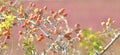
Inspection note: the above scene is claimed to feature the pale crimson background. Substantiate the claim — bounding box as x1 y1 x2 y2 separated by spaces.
9 0 120 55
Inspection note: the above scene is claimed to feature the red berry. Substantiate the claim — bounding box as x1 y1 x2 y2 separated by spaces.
21 23 26 28
25 20 30 25
29 13 34 20
3 31 10 36
0 6 6 12
53 13 58 18
37 15 41 20
47 16 52 21
31 25 36 29
37 20 40 25
43 6 47 10
6 35 10 39
32 3 35 7
37 33 44 42
64 33 72 40
63 13 68 17
33 28 37 32
39 9 43 14
50 10 55 14
29 2 33 7
19 31 22 35
67 36 71 40
29 30 32 33
58 8 65 14
9 1 13 5
33 15 37 20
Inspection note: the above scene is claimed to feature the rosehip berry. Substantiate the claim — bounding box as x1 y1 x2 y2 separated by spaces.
3 31 10 36
43 6 47 10
63 13 68 17
47 16 52 21
33 15 37 20
106 22 110 26
107 18 112 24
37 33 44 42
6 35 10 39
53 13 58 18
9 1 13 5
32 3 35 7
31 25 36 29
58 8 65 14
101 22 106 27
39 9 43 14
67 36 71 40
37 15 41 20
29 30 32 33
50 10 55 14
29 13 34 20
54 28 59 34
19 31 22 35
0 6 6 12
25 20 30 25
64 33 71 40
37 20 40 25
21 23 26 28
29 2 33 7
33 28 37 32
75 24 80 28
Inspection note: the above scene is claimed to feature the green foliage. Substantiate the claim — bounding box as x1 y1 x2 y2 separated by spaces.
0 14 16 32
22 38 35 55
79 28 105 55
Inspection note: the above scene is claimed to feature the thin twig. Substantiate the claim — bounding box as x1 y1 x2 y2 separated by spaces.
99 32 120 55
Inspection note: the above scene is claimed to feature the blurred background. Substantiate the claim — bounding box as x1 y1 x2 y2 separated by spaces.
11 0 120 55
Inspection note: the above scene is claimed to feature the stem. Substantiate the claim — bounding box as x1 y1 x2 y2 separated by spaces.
99 32 120 55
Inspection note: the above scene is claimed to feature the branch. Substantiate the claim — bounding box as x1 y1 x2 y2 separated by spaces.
99 32 120 55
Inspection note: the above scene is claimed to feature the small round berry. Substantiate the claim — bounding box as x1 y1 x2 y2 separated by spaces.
25 20 30 25
9 1 13 5
33 15 37 20
29 2 33 7
33 28 37 32
6 35 10 39
3 31 10 36
43 6 47 10
19 31 22 35
37 20 40 25
37 15 41 20
50 10 55 14
29 30 32 33
54 28 59 34
75 24 80 28
32 3 35 7
47 16 52 21
58 8 65 14
37 33 44 42
0 6 6 12
53 13 58 18
107 18 112 24
39 9 43 14
63 13 68 17
101 22 106 27
21 23 26 28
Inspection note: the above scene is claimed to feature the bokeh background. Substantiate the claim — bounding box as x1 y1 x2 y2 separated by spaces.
9 0 120 55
